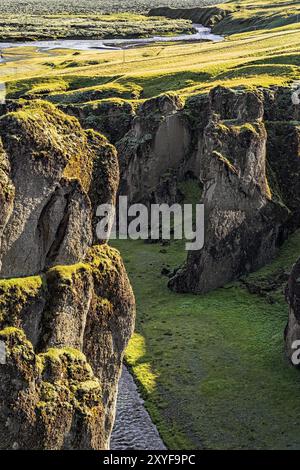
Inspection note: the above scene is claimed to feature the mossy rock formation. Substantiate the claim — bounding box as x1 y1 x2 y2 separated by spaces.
0 102 135 449
116 86 300 293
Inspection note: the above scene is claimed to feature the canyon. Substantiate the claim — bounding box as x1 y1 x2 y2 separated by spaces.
1 0 300 451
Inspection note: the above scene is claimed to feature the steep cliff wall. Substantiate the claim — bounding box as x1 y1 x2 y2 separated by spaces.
59 99 136 145
118 86 300 293
117 92 191 206
0 101 135 449
148 6 231 29
149 2 300 35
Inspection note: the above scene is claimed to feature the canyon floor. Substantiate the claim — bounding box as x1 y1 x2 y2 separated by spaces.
112 234 300 449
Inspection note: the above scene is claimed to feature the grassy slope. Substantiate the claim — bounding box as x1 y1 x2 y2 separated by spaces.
159 0 300 35
215 0 300 34
112 232 300 450
2 18 300 102
0 13 194 42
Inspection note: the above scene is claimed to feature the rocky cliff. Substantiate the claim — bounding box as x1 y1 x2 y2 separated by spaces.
0 100 135 449
148 6 230 30
117 86 300 293
117 92 191 206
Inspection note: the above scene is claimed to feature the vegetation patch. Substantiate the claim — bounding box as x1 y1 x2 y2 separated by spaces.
112 230 300 449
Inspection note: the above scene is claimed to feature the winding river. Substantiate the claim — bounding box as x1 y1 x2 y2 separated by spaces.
0 24 223 56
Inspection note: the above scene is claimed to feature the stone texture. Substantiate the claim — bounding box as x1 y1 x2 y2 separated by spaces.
118 92 191 206
169 117 288 293
0 328 105 450
117 86 298 293
0 100 119 278
0 101 135 449
59 99 136 144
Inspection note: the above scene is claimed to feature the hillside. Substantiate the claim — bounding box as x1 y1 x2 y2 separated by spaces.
151 1 300 34
0 0 221 15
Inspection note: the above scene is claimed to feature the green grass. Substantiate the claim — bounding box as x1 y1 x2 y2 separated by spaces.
3 19 300 104
216 0 300 35
111 231 300 449
157 0 300 35
0 12 194 42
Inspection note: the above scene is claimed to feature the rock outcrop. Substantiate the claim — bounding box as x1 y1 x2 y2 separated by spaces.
148 6 230 30
59 99 136 145
117 85 299 293
0 101 135 449
117 92 192 206
169 86 294 293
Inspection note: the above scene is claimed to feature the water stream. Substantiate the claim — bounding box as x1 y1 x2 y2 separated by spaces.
111 366 166 450
0 24 223 57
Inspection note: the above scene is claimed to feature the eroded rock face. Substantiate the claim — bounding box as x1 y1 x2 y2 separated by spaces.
169 117 288 293
0 101 135 449
118 92 191 206
0 101 119 278
168 86 293 293
117 85 299 293
59 99 136 144
0 328 105 450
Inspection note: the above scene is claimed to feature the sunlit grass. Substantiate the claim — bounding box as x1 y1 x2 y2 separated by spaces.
2 20 300 102
111 231 300 449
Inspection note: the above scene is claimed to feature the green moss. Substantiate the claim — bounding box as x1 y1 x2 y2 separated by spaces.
212 150 238 174
0 275 43 323
231 122 258 135
37 345 102 416
74 379 100 393
47 263 91 283
178 179 203 205
112 231 300 450
266 159 287 207
86 244 120 272
0 326 23 337
0 327 36 363
39 347 86 364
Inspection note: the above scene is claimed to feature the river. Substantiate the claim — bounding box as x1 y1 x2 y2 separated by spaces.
0 24 223 57
111 366 166 450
